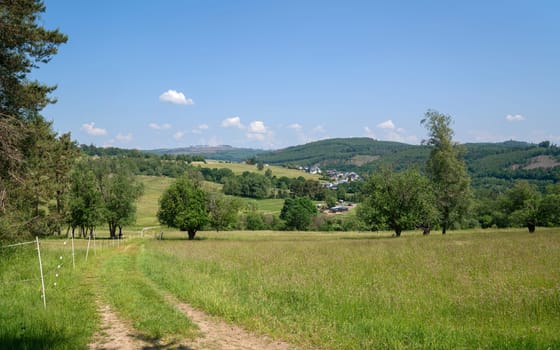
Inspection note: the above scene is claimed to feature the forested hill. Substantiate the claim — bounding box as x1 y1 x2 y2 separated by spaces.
255 138 560 189
86 137 560 189
258 137 416 169
147 145 264 162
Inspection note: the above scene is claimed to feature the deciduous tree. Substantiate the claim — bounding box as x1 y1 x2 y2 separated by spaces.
207 193 242 231
102 170 143 239
280 196 317 231
539 183 560 227
421 110 472 234
357 167 437 237
501 181 541 233
158 176 209 240
67 164 103 238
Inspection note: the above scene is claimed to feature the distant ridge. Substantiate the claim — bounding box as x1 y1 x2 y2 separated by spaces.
257 137 415 168
146 145 265 162
143 138 559 179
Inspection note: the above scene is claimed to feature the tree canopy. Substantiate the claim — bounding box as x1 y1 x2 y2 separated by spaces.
421 110 472 234
280 196 317 231
357 167 438 236
0 0 72 241
0 0 68 119
158 176 209 240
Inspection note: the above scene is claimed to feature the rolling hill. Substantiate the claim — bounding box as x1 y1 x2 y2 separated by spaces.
143 137 560 190
147 145 264 162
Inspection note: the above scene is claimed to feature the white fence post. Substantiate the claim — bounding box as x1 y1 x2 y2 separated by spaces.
86 235 91 261
36 237 46 309
71 233 75 270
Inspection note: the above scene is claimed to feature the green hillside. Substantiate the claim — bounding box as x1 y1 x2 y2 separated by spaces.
147 145 264 162
104 137 559 191
258 137 414 167
254 138 560 190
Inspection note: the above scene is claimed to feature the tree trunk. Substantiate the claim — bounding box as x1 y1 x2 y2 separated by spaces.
395 228 402 237
528 223 536 233
187 229 196 240
0 188 6 213
109 222 117 239
442 224 447 235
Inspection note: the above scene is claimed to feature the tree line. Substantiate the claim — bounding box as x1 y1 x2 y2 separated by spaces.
156 110 560 239
1 0 69 241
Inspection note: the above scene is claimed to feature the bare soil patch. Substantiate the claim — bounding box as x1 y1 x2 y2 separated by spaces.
89 303 151 350
174 302 296 350
523 155 560 170
90 298 299 350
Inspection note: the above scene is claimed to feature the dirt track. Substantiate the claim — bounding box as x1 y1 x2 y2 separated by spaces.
89 300 296 350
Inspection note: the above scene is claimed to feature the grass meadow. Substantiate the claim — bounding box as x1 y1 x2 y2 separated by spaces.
135 175 173 228
140 228 560 349
1 229 559 349
197 160 322 180
0 239 97 349
3 172 560 350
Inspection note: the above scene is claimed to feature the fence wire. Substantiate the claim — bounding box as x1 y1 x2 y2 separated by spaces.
0 239 68 286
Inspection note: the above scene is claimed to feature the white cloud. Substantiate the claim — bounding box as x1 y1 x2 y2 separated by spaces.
149 123 172 130
116 133 133 142
173 131 186 140
364 126 376 139
81 122 107 136
191 124 209 134
287 123 312 144
377 120 396 129
159 89 194 105
247 133 266 141
247 121 270 141
248 121 267 134
372 120 418 144
221 116 244 129
505 114 525 122
312 125 326 134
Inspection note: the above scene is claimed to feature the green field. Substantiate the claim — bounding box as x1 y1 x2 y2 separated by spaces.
141 229 560 349
136 175 319 223
196 160 322 180
3 176 559 349
2 229 559 349
135 175 173 228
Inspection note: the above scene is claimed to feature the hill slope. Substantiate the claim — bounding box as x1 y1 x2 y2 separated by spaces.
147 145 264 162
141 138 559 189
256 138 560 189
258 137 416 168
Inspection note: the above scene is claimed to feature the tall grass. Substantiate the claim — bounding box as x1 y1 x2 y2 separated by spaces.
96 243 196 341
140 229 560 349
0 239 97 349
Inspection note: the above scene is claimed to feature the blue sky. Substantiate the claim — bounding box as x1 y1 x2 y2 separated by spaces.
37 0 560 150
